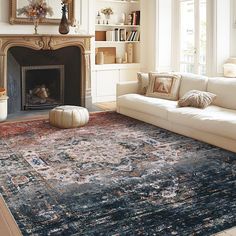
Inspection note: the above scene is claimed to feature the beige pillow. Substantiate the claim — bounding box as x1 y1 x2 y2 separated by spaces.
137 72 149 95
146 72 182 100
178 90 216 108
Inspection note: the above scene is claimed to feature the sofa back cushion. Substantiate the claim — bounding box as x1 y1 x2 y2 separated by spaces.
179 73 208 98
146 72 181 100
137 72 149 95
207 77 236 109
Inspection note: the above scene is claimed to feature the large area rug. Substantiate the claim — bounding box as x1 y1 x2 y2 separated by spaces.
0 112 235 236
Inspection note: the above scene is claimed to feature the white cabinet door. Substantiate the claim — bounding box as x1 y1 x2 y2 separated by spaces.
96 70 119 102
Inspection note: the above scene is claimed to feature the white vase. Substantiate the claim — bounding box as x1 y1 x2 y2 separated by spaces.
105 15 110 24
96 52 104 65
121 13 126 25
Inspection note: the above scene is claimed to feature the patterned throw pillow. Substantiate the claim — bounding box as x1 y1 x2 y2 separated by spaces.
178 90 216 108
137 72 149 95
146 72 182 100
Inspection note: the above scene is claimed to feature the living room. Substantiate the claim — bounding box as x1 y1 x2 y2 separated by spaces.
0 0 236 235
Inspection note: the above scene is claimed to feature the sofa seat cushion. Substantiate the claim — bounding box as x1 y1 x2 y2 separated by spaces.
117 94 177 119
168 105 236 140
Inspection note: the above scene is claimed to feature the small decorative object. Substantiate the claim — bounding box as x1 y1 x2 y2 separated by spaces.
71 19 80 34
127 43 133 63
101 7 113 24
223 63 236 77
0 95 9 122
123 52 128 63
120 13 126 25
127 14 132 25
59 1 70 35
0 88 6 97
116 57 122 64
17 0 53 34
96 11 102 24
96 52 104 65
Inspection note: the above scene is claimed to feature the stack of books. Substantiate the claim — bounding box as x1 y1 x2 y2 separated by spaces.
106 29 140 42
130 11 140 25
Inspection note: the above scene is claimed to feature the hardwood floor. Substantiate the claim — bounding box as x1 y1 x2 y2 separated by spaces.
94 101 117 111
0 195 22 236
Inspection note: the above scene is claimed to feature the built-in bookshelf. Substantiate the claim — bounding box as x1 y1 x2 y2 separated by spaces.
95 0 140 65
92 0 141 103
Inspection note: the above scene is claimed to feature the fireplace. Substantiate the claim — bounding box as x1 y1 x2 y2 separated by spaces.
22 65 64 110
0 34 93 115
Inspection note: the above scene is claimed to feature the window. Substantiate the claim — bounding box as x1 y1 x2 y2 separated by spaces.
179 0 206 74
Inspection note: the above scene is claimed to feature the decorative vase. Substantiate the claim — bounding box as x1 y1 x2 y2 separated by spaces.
96 52 104 65
59 4 70 35
96 11 102 24
121 13 126 25
105 15 110 24
127 43 133 63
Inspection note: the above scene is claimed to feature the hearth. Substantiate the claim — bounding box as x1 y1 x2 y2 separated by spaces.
22 65 64 110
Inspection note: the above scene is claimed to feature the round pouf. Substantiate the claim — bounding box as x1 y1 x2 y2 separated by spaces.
49 105 89 129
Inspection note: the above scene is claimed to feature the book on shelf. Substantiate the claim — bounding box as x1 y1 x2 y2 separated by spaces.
120 28 126 41
126 30 140 41
114 28 120 41
103 29 140 42
131 11 140 25
134 31 140 41
106 30 114 41
126 31 132 41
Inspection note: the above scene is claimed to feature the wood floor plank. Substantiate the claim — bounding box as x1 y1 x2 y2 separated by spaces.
0 195 22 236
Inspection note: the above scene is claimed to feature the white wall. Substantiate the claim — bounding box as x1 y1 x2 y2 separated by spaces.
215 0 231 74
0 0 89 34
140 0 157 72
157 0 172 71
230 0 236 57
1 0 234 75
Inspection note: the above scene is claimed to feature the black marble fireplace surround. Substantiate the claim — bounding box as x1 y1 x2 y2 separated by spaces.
7 46 82 114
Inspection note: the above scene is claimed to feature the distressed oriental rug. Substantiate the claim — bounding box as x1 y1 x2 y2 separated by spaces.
0 112 235 236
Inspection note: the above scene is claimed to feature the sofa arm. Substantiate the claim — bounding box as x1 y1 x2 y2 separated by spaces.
116 81 139 97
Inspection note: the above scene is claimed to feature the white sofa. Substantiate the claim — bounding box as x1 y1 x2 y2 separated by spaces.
116 73 236 153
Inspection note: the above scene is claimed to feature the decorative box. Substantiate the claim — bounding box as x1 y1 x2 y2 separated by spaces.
223 63 236 78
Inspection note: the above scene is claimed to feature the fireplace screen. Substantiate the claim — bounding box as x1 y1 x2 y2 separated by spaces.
22 65 64 110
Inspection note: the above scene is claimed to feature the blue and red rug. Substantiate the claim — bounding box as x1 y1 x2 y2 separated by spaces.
0 112 235 235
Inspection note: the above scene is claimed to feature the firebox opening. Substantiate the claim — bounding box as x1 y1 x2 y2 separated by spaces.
7 46 82 114
22 65 64 110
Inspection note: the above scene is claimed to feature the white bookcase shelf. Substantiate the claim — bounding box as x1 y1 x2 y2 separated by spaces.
95 24 140 28
94 63 140 70
97 0 139 4
92 0 141 103
96 41 140 44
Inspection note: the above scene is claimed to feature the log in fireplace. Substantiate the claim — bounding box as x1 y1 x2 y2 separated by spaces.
22 65 64 110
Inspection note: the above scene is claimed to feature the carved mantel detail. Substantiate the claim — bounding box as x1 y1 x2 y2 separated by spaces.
0 34 93 107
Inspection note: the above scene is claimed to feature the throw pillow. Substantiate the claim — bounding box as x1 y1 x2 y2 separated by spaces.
137 72 149 95
146 72 182 100
178 90 216 108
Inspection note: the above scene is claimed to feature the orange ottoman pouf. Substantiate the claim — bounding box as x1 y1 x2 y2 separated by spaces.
49 105 89 128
